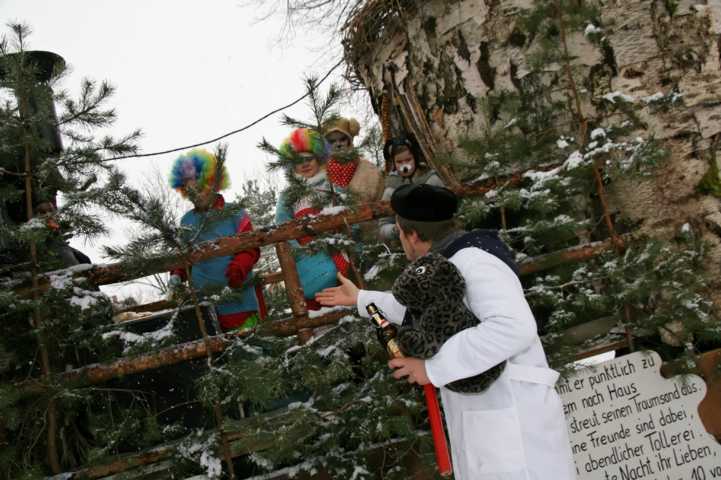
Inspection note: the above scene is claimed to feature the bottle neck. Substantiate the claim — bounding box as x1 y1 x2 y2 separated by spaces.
370 312 390 328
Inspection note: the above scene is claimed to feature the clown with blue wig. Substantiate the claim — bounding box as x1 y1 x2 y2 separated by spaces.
169 148 265 330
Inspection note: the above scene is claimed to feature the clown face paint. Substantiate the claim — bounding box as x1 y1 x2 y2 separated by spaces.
293 157 321 178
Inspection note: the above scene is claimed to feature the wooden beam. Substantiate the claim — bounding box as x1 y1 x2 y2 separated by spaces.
518 234 633 276
573 340 629 361
113 272 285 316
58 410 309 479
9 203 393 296
20 309 354 392
12 170 616 298
87 203 393 287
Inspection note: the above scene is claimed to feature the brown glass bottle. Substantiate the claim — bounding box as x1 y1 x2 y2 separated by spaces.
366 303 403 359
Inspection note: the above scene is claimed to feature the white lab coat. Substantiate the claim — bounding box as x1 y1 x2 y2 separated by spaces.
357 247 576 480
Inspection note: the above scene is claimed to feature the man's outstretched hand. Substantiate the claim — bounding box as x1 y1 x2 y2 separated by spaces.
315 272 359 306
389 357 431 386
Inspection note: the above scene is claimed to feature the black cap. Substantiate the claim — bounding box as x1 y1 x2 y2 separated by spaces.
391 183 458 221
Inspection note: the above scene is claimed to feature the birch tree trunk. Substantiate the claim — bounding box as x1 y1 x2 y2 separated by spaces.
345 0 721 308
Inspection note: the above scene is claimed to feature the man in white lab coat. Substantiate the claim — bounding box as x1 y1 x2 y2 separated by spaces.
316 183 576 480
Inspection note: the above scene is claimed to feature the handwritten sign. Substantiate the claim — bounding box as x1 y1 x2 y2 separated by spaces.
557 351 721 480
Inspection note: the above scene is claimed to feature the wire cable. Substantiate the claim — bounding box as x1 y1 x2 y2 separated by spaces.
103 59 344 162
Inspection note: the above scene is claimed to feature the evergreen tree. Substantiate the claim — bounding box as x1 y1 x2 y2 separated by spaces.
0 23 141 477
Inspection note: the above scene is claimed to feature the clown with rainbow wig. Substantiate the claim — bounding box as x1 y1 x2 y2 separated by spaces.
169 148 265 331
274 128 350 309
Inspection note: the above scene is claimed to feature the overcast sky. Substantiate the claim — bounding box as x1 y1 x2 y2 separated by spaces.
2 0 365 301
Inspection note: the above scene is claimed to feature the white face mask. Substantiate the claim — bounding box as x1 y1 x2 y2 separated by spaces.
393 148 416 177
398 163 414 175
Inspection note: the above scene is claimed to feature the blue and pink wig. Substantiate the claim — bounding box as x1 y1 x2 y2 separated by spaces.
278 128 331 165
169 148 230 197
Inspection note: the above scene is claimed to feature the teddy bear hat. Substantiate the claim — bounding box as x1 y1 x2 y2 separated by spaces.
391 183 458 222
323 117 361 140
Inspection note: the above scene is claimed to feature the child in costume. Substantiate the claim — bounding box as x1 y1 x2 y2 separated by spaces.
274 128 350 309
169 149 265 331
378 135 445 240
323 117 383 203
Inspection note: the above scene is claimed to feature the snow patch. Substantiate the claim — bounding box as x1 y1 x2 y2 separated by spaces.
523 166 562 183
307 305 348 318
18 217 46 231
364 264 381 281
317 345 338 358
102 330 145 347
102 315 175 353
602 91 635 104
319 206 348 216
177 433 223 479
350 466 371 479
590 128 606 140
563 151 585 170
584 24 603 36
642 92 665 103
69 288 101 310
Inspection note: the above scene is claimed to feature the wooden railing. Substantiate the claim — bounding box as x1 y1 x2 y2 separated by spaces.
9 174 640 479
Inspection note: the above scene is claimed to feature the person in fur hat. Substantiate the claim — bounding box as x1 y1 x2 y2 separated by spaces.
274 128 350 309
169 148 265 331
323 117 384 203
378 134 445 240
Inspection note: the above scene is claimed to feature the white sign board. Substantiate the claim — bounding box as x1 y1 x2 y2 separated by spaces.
557 351 721 480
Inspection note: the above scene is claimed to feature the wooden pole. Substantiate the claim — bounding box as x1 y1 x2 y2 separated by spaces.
518 234 632 275
9 203 390 297
18 77 61 474
12 167 571 297
275 242 312 344
19 309 354 393
114 271 286 316
56 409 305 479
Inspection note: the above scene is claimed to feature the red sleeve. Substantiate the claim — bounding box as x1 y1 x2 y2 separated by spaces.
225 214 261 288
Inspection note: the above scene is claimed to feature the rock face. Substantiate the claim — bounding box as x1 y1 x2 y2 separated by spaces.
345 0 721 306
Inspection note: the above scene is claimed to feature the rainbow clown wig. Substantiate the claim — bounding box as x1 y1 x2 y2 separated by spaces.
278 128 331 166
169 149 230 197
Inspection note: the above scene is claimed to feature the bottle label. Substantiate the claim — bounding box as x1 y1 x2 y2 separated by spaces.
387 339 403 359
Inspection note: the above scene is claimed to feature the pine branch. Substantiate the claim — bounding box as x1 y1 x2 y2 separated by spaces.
57 79 116 127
